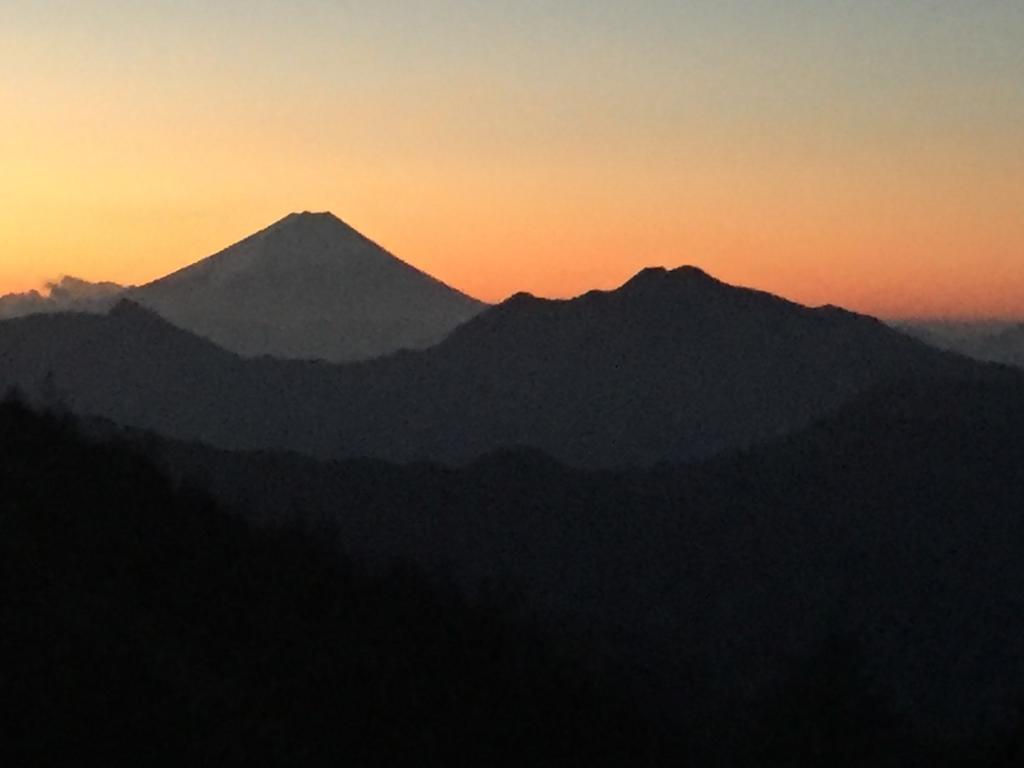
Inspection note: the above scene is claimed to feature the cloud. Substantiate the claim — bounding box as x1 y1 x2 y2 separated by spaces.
0 276 126 319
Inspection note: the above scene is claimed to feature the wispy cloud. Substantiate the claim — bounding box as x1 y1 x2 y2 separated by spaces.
0 277 125 319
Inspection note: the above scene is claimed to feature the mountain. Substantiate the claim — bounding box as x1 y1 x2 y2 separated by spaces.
976 324 1024 368
0 399 665 766
897 320 1024 369
6 307 1024 760
323 265 968 466
0 276 125 318
0 213 483 362
127 211 485 362
151 366 1024 748
0 267 970 468
0 301 333 456
21 376 1024 764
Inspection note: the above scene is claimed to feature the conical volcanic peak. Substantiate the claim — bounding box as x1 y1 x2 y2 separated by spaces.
128 212 485 362
148 211 397 286
262 211 373 249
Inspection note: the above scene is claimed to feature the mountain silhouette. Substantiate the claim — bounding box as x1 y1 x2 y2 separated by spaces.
0 399 669 766
6 299 1024 761
152 365 1024 746
124 212 484 362
0 301 344 456
330 265 968 466
0 268 969 467
899 320 1024 369
976 324 1024 368
0 214 482 362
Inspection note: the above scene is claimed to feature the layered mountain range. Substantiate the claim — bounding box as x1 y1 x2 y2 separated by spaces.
0 256 968 468
4 212 1024 758
152 367 1024 736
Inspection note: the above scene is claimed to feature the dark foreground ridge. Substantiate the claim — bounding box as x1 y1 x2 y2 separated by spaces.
0 397 668 767
5 366 1024 764
152 368 1024 765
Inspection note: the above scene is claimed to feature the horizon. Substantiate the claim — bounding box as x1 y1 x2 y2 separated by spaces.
2 2 1023 319
7 209 1023 324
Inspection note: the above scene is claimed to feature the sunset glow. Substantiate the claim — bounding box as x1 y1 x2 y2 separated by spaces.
2 1 1022 318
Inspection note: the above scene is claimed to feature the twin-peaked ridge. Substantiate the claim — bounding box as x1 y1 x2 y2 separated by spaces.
0 212 973 469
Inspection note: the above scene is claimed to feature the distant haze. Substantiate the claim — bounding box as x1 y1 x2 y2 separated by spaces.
897 320 1024 369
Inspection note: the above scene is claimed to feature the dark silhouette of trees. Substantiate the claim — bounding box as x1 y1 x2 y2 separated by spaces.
4 386 1024 766
0 398 675 766
743 635 912 767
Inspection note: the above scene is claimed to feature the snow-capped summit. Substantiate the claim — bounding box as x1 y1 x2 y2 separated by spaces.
128 212 486 362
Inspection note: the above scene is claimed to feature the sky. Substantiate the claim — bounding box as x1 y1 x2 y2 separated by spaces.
1 0 1022 318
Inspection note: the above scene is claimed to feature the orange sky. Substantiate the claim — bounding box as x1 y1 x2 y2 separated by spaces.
2 1 1022 319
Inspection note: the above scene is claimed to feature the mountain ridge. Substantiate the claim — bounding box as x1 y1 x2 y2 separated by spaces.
0 265 974 468
145 365 1024 741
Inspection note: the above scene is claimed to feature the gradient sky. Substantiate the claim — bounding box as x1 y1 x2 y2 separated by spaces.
2 1 1022 318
